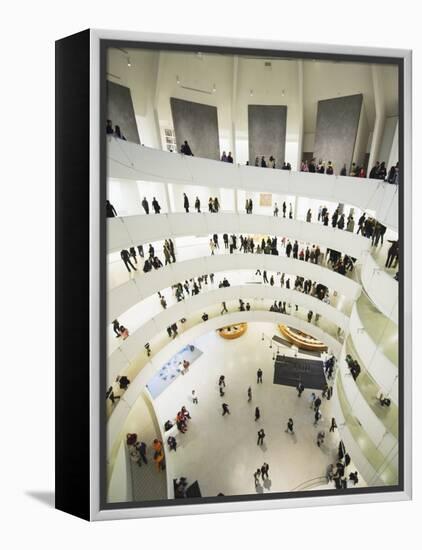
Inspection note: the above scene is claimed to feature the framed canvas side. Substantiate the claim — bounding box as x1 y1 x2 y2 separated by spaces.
88 29 412 521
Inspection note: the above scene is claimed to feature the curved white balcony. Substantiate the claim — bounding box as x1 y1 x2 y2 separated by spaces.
108 138 399 232
360 250 398 324
108 268 352 356
338 345 397 453
108 212 372 260
108 310 343 459
345 336 398 428
349 298 398 403
108 253 361 322
332 372 398 486
107 283 348 386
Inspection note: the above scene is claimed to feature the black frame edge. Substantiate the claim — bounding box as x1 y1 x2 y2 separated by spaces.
55 28 91 521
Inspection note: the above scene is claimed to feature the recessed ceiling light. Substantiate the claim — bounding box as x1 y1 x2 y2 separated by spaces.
250 89 253 96
212 83 216 93
127 57 131 67
176 75 180 85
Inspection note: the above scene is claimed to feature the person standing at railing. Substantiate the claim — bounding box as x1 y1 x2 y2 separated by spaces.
152 197 161 214
195 196 201 212
141 196 149 215
369 161 380 179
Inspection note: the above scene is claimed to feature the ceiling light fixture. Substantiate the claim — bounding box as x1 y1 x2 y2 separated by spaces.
176 75 180 85
281 89 285 97
250 89 253 96
127 57 131 67
212 83 216 93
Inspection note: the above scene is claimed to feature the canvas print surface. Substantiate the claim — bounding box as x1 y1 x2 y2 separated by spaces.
104 44 400 507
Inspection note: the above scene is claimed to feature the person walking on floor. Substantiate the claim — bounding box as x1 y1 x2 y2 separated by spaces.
195 196 201 213
257 368 263 384
314 409 322 425
254 469 261 486
221 301 228 314
255 406 260 421
285 418 294 434
296 382 304 397
257 429 266 445
192 390 198 405
222 403 230 416
120 249 137 272
247 386 252 402
330 417 337 432
317 431 325 447
261 463 269 479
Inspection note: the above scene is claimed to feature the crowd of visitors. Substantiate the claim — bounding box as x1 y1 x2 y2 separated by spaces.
300 157 399 184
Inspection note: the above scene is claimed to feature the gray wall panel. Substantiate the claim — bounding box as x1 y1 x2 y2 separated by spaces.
248 105 287 168
170 98 220 160
106 81 140 144
313 94 363 174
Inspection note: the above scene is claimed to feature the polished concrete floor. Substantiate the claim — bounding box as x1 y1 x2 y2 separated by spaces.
151 322 349 497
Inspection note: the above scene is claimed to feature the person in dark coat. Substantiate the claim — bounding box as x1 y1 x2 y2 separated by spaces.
195 196 201 212
121 249 137 272
152 197 161 214
181 140 193 156
257 429 266 445
106 119 114 134
255 407 261 421
368 161 379 178
292 241 299 259
385 240 399 268
183 193 189 213
286 241 292 258
141 197 149 215
106 200 117 217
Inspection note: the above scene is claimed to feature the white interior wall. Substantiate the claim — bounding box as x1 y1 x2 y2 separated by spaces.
353 103 370 166
136 180 169 213
387 121 399 168
168 183 220 212
303 60 376 134
302 132 315 153
108 178 141 216
378 116 399 165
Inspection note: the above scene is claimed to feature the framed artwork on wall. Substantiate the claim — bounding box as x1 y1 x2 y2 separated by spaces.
55 29 412 521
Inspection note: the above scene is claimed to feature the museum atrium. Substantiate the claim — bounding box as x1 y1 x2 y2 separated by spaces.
105 47 399 503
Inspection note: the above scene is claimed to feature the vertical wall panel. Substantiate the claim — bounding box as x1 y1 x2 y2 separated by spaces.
313 94 363 174
248 105 287 167
106 80 140 144
170 97 220 160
